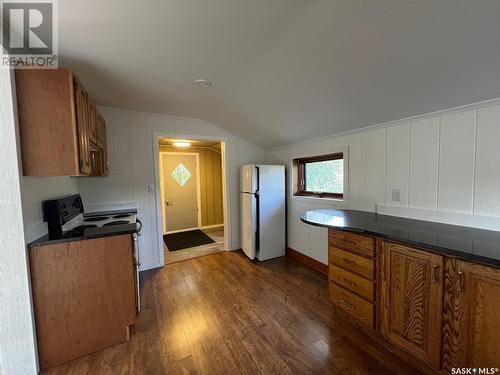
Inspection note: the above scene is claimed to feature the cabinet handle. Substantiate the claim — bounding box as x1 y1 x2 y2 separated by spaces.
342 258 356 265
432 264 439 284
339 299 355 310
458 271 464 293
340 277 356 287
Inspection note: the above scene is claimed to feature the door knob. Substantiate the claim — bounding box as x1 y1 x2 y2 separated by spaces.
165 200 173 206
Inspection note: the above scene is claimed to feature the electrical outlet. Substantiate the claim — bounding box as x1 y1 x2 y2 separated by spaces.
392 189 401 202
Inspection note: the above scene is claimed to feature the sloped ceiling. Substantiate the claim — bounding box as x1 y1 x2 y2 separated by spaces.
59 0 500 149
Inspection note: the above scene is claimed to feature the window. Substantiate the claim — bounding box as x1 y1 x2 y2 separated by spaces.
293 153 344 199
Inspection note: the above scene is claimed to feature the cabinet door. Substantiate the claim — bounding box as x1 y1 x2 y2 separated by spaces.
73 77 91 174
379 242 443 367
442 259 500 370
30 235 136 369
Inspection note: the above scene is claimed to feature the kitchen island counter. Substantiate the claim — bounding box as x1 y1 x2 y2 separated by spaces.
301 209 500 268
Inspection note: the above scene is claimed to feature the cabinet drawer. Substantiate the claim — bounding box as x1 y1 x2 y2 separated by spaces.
328 229 374 258
329 246 374 280
329 264 374 301
329 282 374 327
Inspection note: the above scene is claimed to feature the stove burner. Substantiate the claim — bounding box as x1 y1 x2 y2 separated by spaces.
113 214 132 219
103 220 130 226
84 216 109 222
73 224 98 230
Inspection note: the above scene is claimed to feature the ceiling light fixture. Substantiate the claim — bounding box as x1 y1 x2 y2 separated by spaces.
194 79 212 87
173 141 191 148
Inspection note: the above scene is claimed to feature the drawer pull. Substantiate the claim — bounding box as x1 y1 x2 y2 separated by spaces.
342 257 356 265
339 299 355 310
340 277 356 287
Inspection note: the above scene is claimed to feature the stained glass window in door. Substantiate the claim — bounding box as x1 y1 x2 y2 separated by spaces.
171 163 192 186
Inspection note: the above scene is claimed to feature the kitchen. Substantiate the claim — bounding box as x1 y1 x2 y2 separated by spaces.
2 1 500 374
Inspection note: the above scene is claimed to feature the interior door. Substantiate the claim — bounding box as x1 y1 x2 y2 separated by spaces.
162 154 198 233
379 241 443 368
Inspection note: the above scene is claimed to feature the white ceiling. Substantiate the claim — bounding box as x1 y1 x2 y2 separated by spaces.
60 0 500 149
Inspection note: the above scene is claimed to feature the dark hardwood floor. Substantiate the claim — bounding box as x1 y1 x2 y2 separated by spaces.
43 251 421 374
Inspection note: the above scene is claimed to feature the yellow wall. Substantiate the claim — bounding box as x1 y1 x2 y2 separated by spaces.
159 146 223 226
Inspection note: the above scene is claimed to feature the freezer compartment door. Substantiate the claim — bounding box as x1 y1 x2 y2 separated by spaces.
241 192 257 259
240 164 257 193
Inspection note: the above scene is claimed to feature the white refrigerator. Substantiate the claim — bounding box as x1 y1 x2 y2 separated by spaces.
240 164 286 261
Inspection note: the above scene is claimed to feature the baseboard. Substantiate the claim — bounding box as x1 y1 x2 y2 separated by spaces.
200 224 224 230
165 224 224 235
165 227 199 234
286 247 328 278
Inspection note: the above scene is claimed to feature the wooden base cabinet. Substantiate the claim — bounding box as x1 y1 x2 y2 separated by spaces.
328 229 376 328
325 231 500 372
442 259 500 370
379 241 443 368
29 235 136 369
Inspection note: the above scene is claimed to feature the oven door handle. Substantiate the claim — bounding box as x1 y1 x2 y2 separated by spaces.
133 232 141 313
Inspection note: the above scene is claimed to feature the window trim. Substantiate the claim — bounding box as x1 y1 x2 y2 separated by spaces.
293 152 344 199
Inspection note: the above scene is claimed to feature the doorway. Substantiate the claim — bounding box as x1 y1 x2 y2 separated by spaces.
160 152 201 233
156 137 227 265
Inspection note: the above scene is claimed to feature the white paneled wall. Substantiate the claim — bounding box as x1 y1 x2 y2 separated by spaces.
20 177 79 242
438 110 476 214
265 100 500 265
78 107 264 270
385 122 410 207
409 117 439 210
475 105 500 216
365 128 386 212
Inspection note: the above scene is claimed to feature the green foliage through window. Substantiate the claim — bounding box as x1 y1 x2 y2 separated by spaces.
304 159 343 193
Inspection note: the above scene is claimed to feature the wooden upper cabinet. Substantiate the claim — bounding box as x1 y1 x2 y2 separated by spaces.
15 68 108 177
442 259 500 370
379 241 443 368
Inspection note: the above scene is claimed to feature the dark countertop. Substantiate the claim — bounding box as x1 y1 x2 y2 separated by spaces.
29 209 138 247
301 209 500 268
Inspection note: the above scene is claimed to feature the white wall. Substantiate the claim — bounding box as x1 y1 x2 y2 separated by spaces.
265 99 500 265
0 70 38 374
77 107 264 270
20 177 79 242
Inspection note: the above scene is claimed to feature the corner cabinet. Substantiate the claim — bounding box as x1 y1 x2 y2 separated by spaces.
15 68 108 177
379 241 443 367
442 259 500 370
